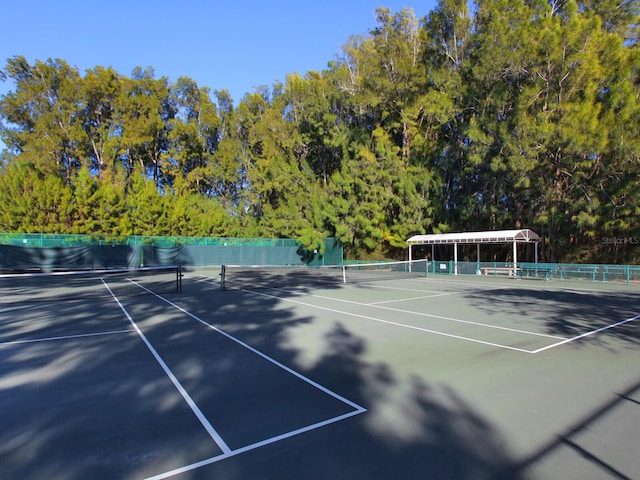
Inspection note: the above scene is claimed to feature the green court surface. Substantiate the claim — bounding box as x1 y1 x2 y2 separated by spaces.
1 269 638 479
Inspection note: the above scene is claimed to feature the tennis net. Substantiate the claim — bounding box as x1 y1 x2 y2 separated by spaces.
220 259 428 291
0 266 182 303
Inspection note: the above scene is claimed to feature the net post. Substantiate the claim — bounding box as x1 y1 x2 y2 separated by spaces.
342 265 347 284
220 265 226 290
177 265 183 293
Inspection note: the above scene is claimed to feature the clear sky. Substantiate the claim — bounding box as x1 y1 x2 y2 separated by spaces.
1 0 438 104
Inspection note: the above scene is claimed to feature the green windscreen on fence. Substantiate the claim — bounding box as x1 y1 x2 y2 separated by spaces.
0 234 343 271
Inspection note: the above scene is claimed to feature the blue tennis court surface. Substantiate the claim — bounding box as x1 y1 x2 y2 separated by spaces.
1 269 639 479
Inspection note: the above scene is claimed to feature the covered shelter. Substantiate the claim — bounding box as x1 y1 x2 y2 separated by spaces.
407 229 540 276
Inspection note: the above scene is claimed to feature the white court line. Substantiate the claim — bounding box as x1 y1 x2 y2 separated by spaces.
144 408 364 480
423 275 638 295
369 291 465 304
242 288 537 354
263 286 564 340
0 329 133 346
129 279 366 412
351 280 505 303
365 284 461 294
102 280 233 455
531 313 640 354
125 279 367 477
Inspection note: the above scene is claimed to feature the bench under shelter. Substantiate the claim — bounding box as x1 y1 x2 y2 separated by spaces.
406 229 541 276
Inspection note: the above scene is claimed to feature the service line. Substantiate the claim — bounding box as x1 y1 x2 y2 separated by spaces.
144 408 364 480
266 286 565 341
0 329 134 347
531 313 640 354
242 288 538 354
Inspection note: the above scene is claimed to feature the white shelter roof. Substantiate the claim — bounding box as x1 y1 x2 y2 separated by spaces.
407 229 540 245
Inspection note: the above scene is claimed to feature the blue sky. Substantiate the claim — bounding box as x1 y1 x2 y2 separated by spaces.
1 0 438 104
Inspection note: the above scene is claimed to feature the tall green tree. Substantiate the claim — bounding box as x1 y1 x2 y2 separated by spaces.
421 0 472 232
236 86 330 248
0 159 72 232
0 3 637 262
510 1 623 260
209 89 246 211
321 7 440 256
123 171 169 236
168 77 220 194
326 127 432 255
113 67 173 187
0 57 87 183
79 66 124 180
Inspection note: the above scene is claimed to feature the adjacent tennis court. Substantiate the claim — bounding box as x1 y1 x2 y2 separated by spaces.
1 263 638 479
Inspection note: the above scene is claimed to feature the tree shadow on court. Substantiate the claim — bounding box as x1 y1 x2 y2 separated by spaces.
3 267 638 480
1 276 531 480
275 322 523 480
176 278 639 480
507 376 640 479
464 285 640 347
0 296 229 480
172 281 529 480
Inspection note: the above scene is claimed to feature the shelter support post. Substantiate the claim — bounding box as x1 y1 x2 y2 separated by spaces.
454 243 458 275
513 241 518 276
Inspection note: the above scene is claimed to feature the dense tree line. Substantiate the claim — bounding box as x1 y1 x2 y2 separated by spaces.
1 0 639 262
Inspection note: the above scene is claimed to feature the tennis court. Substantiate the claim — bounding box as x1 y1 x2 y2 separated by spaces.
1 263 639 479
